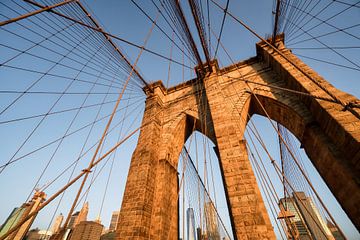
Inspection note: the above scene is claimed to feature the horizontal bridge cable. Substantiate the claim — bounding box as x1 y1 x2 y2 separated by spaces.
0 94 142 125
287 22 360 46
224 76 344 105
294 52 360 72
0 24 136 89
40 99 144 193
0 0 75 27
0 42 139 90
0 14 140 92
0 91 141 95
291 46 360 50
0 64 130 90
0 25 134 118
1 1 126 76
0 96 145 170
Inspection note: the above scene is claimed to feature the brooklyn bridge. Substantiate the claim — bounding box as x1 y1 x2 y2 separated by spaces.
0 0 359 239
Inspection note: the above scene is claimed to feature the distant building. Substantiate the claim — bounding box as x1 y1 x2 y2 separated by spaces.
75 203 89 226
67 212 79 230
108 211 119 232
69 221 103 240
100 231 116 240
204 202 220 240
0 208 25 238
0 191 46 240
186 208 196 240
279 197 310 239
196 227 202 240
279 192 335 240
26 228 52 240
51 214 64 234
67 202 89 230
327 221 345 240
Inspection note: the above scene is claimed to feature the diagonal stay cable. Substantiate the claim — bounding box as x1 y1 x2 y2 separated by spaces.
287 0 360 42
0 95 142 125
214 0 229 59
131 0 196 65
39 64 141 230
62 7 161 228
282 13 360 70
0 29 111 175
294 52 360 72
0 97 145 170
210 0 360 119
0 64 130 91
287 22 360 46
1 2 134 85
0 42 139 91
24 0 192 70
24 54 119 202
0 120 144 240
284 0 360 43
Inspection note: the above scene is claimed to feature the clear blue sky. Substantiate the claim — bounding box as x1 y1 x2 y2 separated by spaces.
0 0 359 239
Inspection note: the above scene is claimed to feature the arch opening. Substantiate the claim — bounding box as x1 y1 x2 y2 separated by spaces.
177 130 234 240
240 93 360 239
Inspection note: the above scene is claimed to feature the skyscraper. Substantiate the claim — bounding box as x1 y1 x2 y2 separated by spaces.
327 221 345 240
279 197 310 240
108 211 119 232
67 202 89 230
69 221 103 240
26 228 52 240
186 208 196 240
0 191 47 240
75 202 89 226
67 212 80 230
279 192 335 240
0 207 26 238
204 202 220 240
51 213 64 234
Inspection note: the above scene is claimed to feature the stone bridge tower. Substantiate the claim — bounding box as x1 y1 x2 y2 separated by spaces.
116 36 360 239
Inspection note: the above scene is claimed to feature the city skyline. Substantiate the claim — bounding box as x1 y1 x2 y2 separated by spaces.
0 0 359 239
